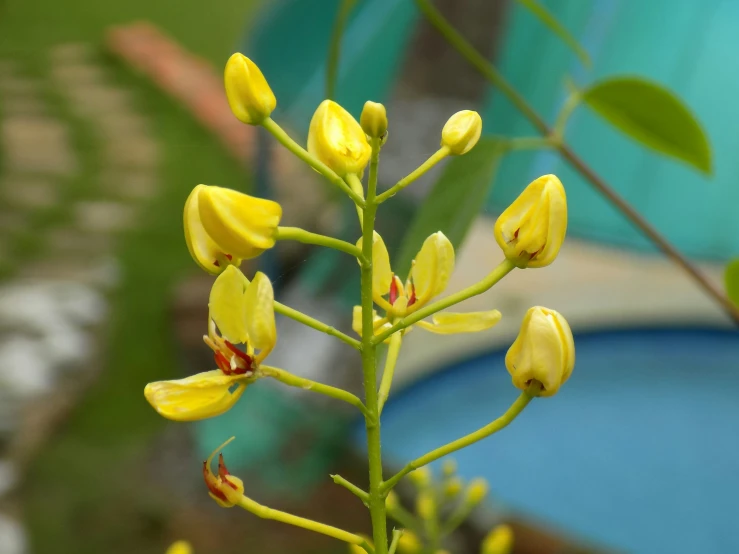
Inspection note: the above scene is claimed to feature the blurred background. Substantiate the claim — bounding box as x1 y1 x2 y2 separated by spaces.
0 0 737 553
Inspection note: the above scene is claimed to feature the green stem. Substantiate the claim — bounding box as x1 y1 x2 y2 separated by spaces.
236 494 367 547
262 117 365 206
274 301 360 350
375 147 450 203
361 136 389 554
276 226 362 258
382 385 539 493
260 365 369 417
440 501 474 537
551 90 582 143
346 173 366 228
373 259 515 345
415 0 739 327
387 504 421 533
388 529 403 554
506 136 555 152
331 474 370 503
326 0 357 100
377 332 402 414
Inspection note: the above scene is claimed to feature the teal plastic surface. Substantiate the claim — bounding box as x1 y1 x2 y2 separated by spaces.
485 0 735 260
245 0 418 133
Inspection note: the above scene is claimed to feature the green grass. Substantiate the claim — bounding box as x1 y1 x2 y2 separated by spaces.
0 0 261 551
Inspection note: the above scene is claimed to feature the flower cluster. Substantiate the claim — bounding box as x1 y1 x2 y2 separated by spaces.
143 52 576 554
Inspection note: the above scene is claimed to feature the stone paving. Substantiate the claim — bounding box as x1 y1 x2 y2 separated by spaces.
0 43 162 553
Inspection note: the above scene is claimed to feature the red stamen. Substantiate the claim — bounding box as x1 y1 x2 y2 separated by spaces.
218 453 239 490
408 282 417 307
225 341 254 375
225 254 233 261
213 260 220 267
203 461 228 501
214 351 232 375
389 276 399 305
513 228 520 239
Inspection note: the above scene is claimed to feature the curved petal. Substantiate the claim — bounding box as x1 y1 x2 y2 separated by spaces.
184 185 241 274
412 231 455 304
244 271 276 360
144 370 247 421
209 265 249 344
198 186 282 260
416 310 502 334
356 231 392 300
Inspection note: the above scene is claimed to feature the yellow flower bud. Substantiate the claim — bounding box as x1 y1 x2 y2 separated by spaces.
493 174 567 268
443 476 463 497
506 306 575 397
465 477 489 505
224 53 276 125
416 491 436 520
441 110 482 155
442 459 457 477
184 184 282 273
481 524 514 554
397 530 423 554
385 490 400 511
308 99 371 176
360 100 388 139
165 541 193 554
408 466 432 488
348 535 373 554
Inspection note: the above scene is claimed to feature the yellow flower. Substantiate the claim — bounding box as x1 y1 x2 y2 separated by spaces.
352 231 502 337
481 524 514 554
360 100 388 139
224 53 276 125
397 530 423 554
441 110 482 155
407 466 432 487
144 267 277 421
506 306 574 397
165 541 193 554
308 100 371 176
493 174 567 268
184 184 282 274
203 437 245 508
416 491 436 520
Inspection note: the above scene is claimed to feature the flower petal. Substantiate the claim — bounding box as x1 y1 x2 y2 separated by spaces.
209 265 249 344
198 185 282 260
144 370 247 421
244 271 276 359
356 231 392 300
416 310 502 334
411 231 455 304
184 185 241 274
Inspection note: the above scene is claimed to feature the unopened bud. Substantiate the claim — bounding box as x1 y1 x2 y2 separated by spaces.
385 490 400 511
165 541 192 554
444 476 463 497
408 466 432 488
397 530 422 554
442 459 457 477
224 53 276 125
465 477 489 505
416 491 436 520
360 100 388 139
441 110 482 155
481 524 514 554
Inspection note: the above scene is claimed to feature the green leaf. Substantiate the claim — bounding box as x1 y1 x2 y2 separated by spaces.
394 138 505 277
515 0 591 67
581 76 712 174
725 258 739 306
